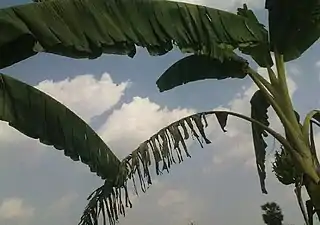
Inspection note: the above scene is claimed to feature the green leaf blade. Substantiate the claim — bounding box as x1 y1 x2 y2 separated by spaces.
250 90 271 194
156 54 248 92
237 4 273 67
0 73 121 181
0 0 268 68
266 0 320 61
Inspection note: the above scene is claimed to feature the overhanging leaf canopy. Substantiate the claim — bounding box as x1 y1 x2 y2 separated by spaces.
0 0 268 69
266 0 320 61
0 73 121 181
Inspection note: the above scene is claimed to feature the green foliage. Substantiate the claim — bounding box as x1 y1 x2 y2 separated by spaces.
237 4 273 67
0 0 267 69
273 146 300 185
80 109 291 225
250 90 271 194
266 0 320 61
0 73 121 181
80 112 215 225
0 0 320 225
273 111 302 185
156 54 249 92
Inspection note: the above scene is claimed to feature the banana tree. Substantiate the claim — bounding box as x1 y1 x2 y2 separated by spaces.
0 0 320 225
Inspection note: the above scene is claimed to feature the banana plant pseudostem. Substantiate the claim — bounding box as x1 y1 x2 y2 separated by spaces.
0 0 320 225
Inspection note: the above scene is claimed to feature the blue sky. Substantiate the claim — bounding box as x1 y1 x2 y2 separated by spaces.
0 0 320 225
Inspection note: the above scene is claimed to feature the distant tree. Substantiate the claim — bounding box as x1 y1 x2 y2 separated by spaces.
261 202 284 225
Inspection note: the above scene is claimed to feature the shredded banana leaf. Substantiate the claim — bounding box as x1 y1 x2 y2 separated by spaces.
80 110 288 225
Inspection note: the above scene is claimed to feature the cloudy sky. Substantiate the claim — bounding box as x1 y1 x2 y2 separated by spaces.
0 0 320 225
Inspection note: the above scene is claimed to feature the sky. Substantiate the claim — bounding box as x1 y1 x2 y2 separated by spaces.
0 0 320 225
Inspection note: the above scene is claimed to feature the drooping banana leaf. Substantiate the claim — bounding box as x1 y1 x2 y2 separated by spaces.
250 90 271 194
156 53 249 92
0 73 121 181
0 0 268 69
266 0 320 61
79 110 290 225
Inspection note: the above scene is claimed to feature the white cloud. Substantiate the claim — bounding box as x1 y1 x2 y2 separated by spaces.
156 187 205 225
154 186 200 225
98 96 196 158
36 73 129 123
0 123 48 167
48 192 79 214
173 0 264 10
0 198 34 220
315 60 320 82
287 64 301 77
158 189 188 207
213 155 223 165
